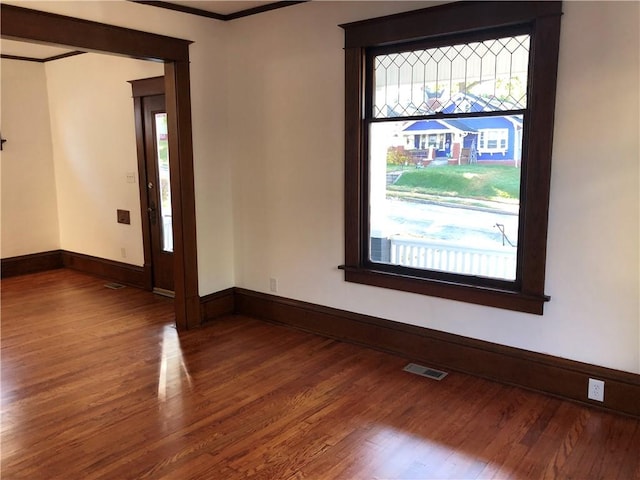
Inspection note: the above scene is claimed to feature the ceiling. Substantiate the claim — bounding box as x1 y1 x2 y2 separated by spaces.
0 1 300 61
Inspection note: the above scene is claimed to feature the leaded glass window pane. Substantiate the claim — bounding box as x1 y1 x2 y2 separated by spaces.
373 35 530 118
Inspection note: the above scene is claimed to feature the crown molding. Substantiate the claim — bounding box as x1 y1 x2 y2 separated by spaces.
129 1 307 21
1 51 85 63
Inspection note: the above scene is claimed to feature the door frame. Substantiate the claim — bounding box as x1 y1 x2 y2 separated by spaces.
1 5 200 330
130 77 167 293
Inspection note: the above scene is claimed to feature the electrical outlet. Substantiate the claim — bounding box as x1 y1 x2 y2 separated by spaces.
126 172 136 184
120 247 127 259
588 378 605 402
269 277 278 293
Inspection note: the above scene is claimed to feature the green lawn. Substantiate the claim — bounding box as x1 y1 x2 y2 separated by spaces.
388 165 520 202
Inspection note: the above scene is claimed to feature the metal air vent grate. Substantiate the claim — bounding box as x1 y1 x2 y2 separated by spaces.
403 363 448 381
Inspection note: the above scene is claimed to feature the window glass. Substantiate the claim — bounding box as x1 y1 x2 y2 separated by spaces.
369 116 522 281
369 34 528 281
154 113 173 253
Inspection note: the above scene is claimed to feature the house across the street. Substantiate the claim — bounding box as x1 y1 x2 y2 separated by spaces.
399 92 524 166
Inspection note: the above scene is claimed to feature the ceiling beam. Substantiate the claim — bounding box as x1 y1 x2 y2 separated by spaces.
1 4 191 62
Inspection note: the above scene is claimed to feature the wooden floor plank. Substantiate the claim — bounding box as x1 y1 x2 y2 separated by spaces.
2 269 639 479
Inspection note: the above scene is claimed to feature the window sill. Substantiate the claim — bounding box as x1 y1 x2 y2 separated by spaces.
339 265 549 315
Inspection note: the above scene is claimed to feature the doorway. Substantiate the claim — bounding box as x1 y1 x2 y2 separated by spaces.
131 77 174 295
1 4 200 330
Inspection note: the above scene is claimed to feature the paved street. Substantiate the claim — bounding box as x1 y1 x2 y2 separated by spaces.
380 198 519 248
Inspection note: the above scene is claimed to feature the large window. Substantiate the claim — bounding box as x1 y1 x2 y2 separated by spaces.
340 2 562 314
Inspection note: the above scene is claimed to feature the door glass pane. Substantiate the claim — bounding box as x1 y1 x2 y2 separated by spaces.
155 113 173 253
369 115 522 281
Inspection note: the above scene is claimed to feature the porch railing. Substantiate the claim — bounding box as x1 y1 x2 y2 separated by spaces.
389 236 516 280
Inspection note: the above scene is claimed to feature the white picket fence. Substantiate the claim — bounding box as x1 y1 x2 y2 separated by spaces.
389 236 516 280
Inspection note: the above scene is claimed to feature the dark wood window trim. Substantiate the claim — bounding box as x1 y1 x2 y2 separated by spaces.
1 4 200 330
339 1 562 315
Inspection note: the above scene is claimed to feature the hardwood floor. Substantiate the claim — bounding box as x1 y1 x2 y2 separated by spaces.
2 269 639 479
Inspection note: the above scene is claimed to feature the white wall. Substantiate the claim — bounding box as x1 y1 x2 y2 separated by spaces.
1 59 60 258
4 1 638 374
45 53 163 266
547 1 639 373
228 1 640 374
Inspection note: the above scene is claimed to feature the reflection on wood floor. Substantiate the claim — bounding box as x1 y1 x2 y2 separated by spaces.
2 269 639 479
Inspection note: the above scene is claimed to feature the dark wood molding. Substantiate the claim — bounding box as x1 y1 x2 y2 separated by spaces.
518 12 562 298
1 53 42 63
200 288 235 323
340 1 562 48
44 51 85 62
129 76 165 98
165 60 199 330
62 251 148 289
4 249 637 418
1 4 200 330
225 1 307 21
1 250 64 278
0 5 191 61
341 266 546 315
1 249 149 288
129 0 307 21
234 288 640 418
1 51 85 63
129 1 226 20
340 1 562 314
343 47 364 268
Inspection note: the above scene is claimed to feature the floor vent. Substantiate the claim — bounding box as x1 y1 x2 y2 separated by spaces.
403 363 448 381
104 282 126 290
